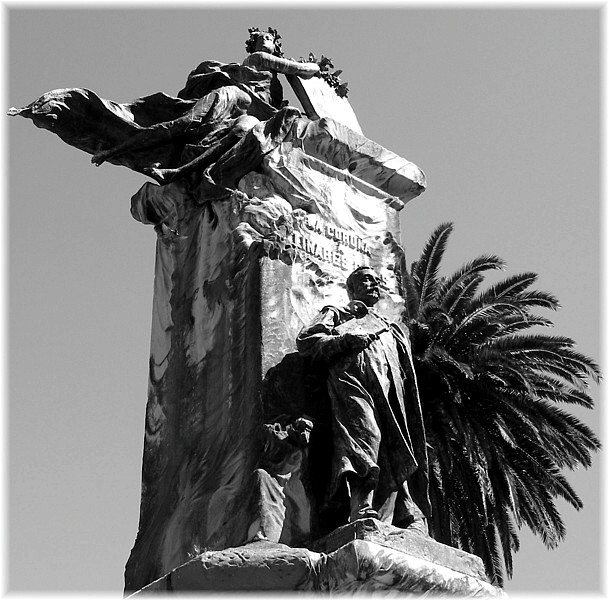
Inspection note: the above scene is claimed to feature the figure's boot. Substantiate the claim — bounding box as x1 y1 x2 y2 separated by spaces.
348 475 378 522
392 482 429 534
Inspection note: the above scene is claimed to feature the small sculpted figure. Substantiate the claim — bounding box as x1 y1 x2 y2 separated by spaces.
297 267 431 527
247 418 313 546
8 27 319 185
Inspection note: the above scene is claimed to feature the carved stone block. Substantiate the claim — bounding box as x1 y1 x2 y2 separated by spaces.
131 534 505 595
311 517 489 581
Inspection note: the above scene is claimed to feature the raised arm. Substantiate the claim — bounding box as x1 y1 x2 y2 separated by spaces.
243 52 320 79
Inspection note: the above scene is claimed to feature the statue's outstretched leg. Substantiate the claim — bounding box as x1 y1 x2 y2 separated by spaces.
144 115 260 183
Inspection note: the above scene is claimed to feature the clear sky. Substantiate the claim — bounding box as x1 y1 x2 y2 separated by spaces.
6 3 602 595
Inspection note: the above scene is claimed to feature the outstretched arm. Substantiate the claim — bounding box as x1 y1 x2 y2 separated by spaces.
243 52 320 79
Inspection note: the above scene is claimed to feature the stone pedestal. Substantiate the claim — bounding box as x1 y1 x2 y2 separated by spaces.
131 519 504 595
122 112 427 592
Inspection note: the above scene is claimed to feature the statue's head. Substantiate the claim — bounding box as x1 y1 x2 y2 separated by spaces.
346 267 381 307
246 27 284 57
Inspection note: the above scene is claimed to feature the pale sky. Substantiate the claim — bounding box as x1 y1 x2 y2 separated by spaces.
6 4 602 595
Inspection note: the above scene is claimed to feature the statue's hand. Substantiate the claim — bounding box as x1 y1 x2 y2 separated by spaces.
91 150 110 166
341 332 373 351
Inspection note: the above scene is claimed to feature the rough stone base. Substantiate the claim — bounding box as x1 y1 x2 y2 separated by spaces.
311 517 489 581
131 520 505 595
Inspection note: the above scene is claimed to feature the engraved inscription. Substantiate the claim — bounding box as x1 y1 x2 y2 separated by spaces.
290 215 374 273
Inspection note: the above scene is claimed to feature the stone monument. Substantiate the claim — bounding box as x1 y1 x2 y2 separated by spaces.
9 28 503 595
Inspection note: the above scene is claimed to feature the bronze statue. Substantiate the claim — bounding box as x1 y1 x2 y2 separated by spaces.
297 266 431 527
8 27 319 185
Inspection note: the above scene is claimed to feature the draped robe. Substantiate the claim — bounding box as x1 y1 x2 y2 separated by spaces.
296 305 430 517
8 60 279 176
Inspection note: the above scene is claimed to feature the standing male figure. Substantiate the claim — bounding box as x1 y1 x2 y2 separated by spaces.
296 267 431 526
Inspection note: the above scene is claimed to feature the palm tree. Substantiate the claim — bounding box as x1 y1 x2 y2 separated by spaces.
400 222 601 586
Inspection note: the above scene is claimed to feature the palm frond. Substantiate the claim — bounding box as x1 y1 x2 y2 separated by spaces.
472 273 559 310
411 222 454 312
437 254 506 305
402 223 601 585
